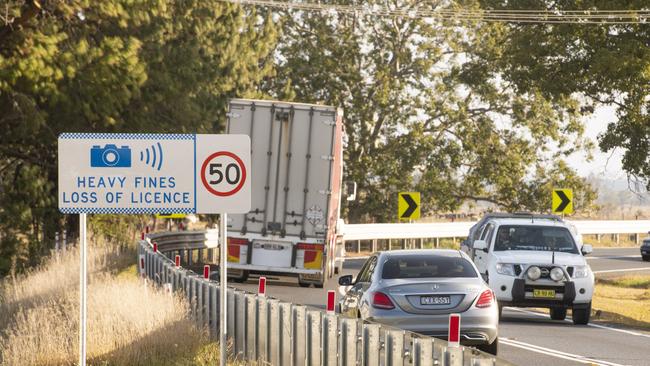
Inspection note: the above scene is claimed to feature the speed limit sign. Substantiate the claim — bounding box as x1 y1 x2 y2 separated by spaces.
195 134 251 213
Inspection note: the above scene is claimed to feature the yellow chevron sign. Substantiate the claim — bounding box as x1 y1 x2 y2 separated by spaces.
398 192 420 220
552 189 573 214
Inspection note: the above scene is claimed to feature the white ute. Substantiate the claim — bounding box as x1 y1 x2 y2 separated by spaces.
461 213 594 325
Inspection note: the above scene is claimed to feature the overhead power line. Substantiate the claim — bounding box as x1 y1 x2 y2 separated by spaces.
220 0 650 24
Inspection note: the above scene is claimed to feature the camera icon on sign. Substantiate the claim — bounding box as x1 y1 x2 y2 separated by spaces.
90 144 132 168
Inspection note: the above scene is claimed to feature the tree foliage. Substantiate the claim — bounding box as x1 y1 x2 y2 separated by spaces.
472 0 650 188
0 0 277 275
269 0 596 222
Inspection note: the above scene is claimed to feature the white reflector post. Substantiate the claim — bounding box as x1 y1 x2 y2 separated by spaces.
448 313 461 347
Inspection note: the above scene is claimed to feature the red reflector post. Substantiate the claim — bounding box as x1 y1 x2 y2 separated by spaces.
448 314 461 347
145 225 150 234
139 255 145 270
153 242 158 253
203 265 210 279
327 290 336 313
371 291 395 310
258 277 267 296
175 255 181 268
141 232 145 240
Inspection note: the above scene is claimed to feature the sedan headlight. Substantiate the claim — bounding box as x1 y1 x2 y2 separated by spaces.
496 263 516 276
550 267 564 282
527 266 541 281
573 265 591 278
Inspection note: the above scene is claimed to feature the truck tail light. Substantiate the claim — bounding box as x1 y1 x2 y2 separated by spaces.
297 243 323 270
372 291 395 310
227 237 249 263
475 289 494 308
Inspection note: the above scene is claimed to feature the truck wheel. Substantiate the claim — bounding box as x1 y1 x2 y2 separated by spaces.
230 271 249 283
315 282 324 289
477 337 498 356
572 302 591 325
298 281 311 288
550 307 567 320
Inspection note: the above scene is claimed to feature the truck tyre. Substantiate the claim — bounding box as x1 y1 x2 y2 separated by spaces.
298 281 311 288
478 337 498 356
550 307 567 320
230 270 249 283
572 302 591 325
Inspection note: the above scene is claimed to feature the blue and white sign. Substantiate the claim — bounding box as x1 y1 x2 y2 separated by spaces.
58 133 251 214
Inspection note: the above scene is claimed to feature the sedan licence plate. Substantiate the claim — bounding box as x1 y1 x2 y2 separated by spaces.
420 295 451 305
533 289 556 298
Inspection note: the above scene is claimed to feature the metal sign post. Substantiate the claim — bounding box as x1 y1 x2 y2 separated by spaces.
219 213 227 366
79 213 87 366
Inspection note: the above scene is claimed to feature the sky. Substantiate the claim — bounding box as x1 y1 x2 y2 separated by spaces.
567 105 625 179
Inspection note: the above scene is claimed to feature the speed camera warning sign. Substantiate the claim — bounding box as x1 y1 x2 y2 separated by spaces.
58 133 250 214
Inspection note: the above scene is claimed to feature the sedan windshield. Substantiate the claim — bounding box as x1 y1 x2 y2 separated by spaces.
494 225 578 253
381 255 477 279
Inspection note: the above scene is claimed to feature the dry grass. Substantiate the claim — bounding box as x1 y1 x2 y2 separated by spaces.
582 234 643 248
0 244 224 366
591 275 650 329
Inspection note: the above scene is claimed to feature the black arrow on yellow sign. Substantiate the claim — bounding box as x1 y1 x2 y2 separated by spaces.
398 192 420 220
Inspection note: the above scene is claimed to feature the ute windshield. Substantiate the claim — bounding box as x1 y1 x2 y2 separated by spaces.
494 225 579 254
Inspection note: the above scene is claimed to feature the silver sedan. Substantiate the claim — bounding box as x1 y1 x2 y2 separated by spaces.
338 249 499 355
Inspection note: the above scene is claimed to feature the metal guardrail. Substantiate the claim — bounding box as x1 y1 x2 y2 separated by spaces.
138 232 514 366
340 220 650 241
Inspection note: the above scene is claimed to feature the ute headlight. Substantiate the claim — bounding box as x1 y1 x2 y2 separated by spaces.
527 266 541 281
550 267 564 282
573 265 590 278
496 263 516 276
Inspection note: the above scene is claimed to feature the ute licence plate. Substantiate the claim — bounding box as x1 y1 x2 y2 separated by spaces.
420 295 451 305
533 289 556 298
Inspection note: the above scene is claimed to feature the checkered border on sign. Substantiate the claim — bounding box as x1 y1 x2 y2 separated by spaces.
59 207 195 214
59 133 194 140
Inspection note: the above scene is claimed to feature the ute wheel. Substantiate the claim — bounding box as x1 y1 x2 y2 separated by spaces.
642 255 650 262
572 302 591 325
477 337 498 356
550 307 567 320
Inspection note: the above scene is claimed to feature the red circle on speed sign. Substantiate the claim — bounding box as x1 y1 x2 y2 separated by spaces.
200 151 247 197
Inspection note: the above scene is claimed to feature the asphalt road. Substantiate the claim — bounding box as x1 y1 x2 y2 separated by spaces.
230 247 650 366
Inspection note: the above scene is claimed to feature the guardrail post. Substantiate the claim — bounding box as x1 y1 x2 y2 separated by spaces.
292 305 307 366
357 240 361 253
279 302 292 366
385 330 405 366
209 283 218 339
340 318 359 366
445 346 462 366
388 239 392 251
372 239 377 253
306 310 322 366
258 296 269 362
362 323 380 366
245 294 258 360
268 299 281 365
322 313 338 366
188 249 193 266
197 279 204 327
232 291 246 358
412 337 433 366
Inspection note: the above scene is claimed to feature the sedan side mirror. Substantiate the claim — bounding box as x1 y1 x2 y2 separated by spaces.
581 244 593 255
473 240 488 252
338 274 353 286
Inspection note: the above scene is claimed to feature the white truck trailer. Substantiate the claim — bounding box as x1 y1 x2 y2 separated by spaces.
225 99 345 287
